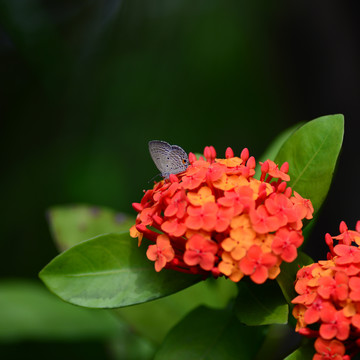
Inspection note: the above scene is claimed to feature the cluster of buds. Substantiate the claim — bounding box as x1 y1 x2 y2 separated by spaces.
292 221 360 360
130 146 313 284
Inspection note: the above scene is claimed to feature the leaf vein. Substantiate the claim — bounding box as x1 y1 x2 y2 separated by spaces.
291 129 331 189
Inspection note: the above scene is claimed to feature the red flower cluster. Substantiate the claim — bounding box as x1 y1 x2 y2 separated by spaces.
130 146 313 284
292 221 360 360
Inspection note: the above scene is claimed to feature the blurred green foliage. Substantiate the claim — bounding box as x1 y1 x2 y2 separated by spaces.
1 0 360 359
0 0 296 279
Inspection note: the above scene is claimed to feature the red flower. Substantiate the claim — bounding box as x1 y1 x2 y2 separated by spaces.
333 221 360 246
239 245 277 284
214 206 234 232
164 189 187 218
265 193 299 226
146 234 175 272
260 159 290 182
271 227 303 262
317 272 349 301
161 217 187 237
320 308 350 341
185 203 218 231
217 186 255 215
291 191 314 220
314 338 345 360
249 205 279 234
304 297 332 325
334 244 360 265
181 165 207 190
349 277 360 301
183 234 218 271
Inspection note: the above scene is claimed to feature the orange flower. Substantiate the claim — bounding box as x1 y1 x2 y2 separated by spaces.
131 145 313 283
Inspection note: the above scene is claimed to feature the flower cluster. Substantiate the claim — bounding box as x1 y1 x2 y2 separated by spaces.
292 221 360 360
130 146 313 284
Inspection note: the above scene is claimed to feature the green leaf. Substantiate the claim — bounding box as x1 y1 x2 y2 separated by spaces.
276 251 314 305
39 232 200 308
235 280 288 326
255 122 304 179
47 204 134 251
274 114 344 213
154 306 265 360
284 343 314 360
0 279 122 342
115 277 238 344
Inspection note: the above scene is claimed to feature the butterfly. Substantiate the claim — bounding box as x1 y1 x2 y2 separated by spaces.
148 140 189 179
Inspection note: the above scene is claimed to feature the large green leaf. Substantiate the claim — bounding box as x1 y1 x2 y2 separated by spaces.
45 205 237 342
276 251 313 305
274 114 344 213
235 280 288 326
39 232 201 308
115 277 238 344
0 279 122 342
154 306 265 360
47 205 134 251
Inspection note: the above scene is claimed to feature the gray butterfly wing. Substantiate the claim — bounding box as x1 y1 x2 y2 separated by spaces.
149 140 172 176
149 140 189 178
166 144 189 176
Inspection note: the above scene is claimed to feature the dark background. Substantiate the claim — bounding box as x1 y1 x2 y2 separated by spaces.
0 0 359 357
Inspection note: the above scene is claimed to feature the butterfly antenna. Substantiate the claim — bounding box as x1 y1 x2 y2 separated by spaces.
148 173 162 183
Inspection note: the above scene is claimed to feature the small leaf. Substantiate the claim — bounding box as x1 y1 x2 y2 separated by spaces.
47 204 134 251
275 114 344 214
39 232 200 308
235 280 288 326
154 306 265 360
284 343 315 360
0 279 122 342
276 251 314 305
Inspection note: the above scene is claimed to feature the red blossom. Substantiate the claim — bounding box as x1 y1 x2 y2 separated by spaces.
314 338 345 360
320 308 350 341
185 203 218 231
249 205 279 234
304 297 333 325
291 191 314 220
214 206 234 232
161 217 187 237
271 227 303 262
333 221 360 246
206 163 226 182
181 166 207 190
349 277 360 301
265 193 299 226
239 245 277 284
183 234 218 270
317 272 349 301
146 234 175 272
217 186 255 215
334 244 360 265
164 189 187 218
260 159 290 182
